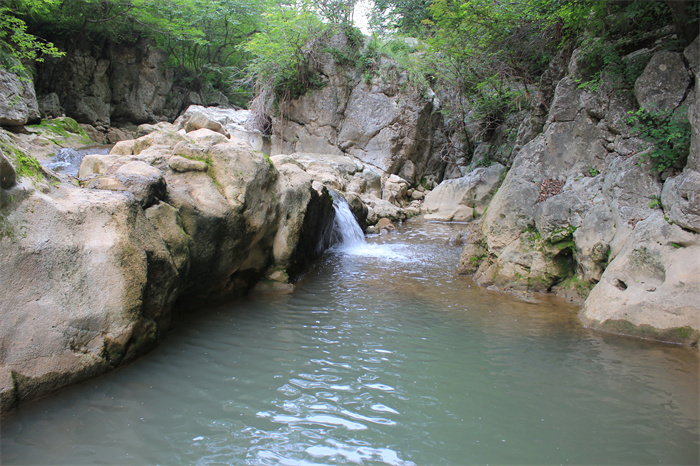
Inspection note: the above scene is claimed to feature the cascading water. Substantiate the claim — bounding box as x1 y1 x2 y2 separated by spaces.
325 192 411 261
328 193 366 248
43 146 110 176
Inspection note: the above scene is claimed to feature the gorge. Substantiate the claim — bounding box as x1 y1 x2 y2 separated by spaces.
0 0 699 462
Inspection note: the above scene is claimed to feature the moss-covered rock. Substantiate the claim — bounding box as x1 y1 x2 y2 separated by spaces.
26 117 92 146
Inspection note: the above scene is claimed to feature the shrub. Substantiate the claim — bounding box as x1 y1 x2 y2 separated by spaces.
627 106 691 173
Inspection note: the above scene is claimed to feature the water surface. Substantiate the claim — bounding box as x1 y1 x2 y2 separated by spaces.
2 221 698 465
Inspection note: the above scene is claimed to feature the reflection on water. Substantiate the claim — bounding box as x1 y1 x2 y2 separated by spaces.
2 220 698 465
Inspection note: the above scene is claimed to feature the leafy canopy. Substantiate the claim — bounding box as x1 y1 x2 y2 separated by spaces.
0 0 64 73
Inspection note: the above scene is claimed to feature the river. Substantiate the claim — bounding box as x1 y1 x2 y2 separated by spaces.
1 220 698 465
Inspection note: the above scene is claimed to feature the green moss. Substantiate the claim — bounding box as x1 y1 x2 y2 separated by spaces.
0 141 43 181
522 226 541 244
600 320 699 346
207 162 223 190
15 151 44 180
559 273 595 298
469 254 486 265
549 225 577 244
27 117 91 145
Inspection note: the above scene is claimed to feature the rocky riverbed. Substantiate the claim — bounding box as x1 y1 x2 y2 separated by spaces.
1 30 698 417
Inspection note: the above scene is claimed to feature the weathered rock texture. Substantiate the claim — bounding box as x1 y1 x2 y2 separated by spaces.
270 150 426 226
174 105 270 154
34 38 230 127
269 33 446 187
0 123 335 415
422 164 505 221
456 39 699 345
0 69 41 126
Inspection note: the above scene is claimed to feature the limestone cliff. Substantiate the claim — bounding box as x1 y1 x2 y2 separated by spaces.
453 34 699 346
266 33 447 188
33 38 230 128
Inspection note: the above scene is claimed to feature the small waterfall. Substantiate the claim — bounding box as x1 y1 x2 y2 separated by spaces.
328 193 365 248
43 146 110 177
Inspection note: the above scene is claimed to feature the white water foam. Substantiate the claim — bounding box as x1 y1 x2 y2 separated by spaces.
329 194 415 262
330 194 365 248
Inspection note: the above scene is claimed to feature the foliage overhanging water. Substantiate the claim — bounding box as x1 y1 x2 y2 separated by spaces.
1 220 698 465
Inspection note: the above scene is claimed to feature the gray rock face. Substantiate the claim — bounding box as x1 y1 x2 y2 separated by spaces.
0 150 16 190
38 92 61 119
110 41 175 124
660 74 700 233
270 51 445 185
35 39 204 126
635 51 690 111
457 40 698 343
661 169 700 232
688 69 700 172
422 164 505 221
0 69 41 126
48 46 112 126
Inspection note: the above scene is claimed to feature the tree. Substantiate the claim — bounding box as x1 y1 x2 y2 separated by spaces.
0 0 63 74
370 0 432 35
307 0 358 25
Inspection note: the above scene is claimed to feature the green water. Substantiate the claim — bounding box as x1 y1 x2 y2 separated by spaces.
1 221 698 465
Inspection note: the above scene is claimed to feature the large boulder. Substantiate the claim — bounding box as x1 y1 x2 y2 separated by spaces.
0 186 179 413
175 105 270 153
0 69 41 126
579 213 700 345
0 123 338 414
423 164 505 221
84 161 166 208
660 169 700 232
269 162 335 281
634 51 690 111
269 151 412 224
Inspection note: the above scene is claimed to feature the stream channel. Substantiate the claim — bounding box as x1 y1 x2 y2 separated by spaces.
2 207 698 465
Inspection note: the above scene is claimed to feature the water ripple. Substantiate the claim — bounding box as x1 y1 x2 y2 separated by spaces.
1 220 697 466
